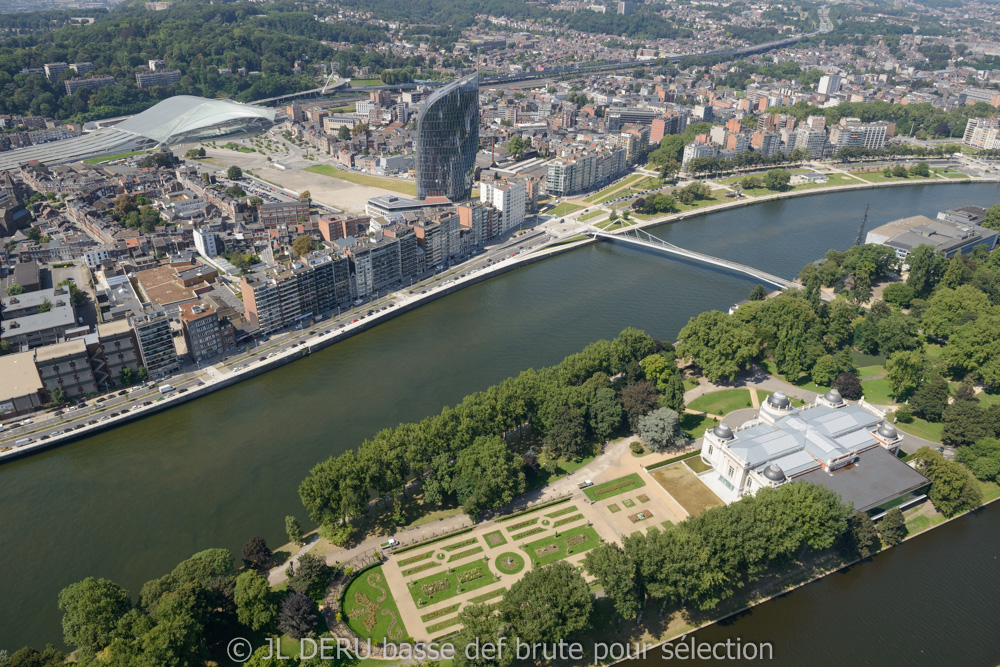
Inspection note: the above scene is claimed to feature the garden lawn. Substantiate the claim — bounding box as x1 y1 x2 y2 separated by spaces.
584 472 645 501
583 174 643 203
860 377 894 405
548 202 584 217
680 413 718 440
688 389 754 416
579 209 605 221
520 525 601 566
304 164 416 195
673 188 728 212
896 418 944 443
408 560 495 607
342 566 410 643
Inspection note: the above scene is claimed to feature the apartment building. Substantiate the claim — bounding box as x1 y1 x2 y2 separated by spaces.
34 339 98 398
480 179 526 234
64 75 115 96
130 309 178 377
258 200 311 227
135 69 181 89
241 252 353 333
545 147 628 196
179 303 224 362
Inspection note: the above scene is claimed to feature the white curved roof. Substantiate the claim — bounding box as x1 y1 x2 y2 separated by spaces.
115 95 275 144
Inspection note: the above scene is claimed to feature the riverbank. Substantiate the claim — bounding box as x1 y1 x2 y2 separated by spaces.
616 488 1000 666
0 235 595 464
4 177 995 463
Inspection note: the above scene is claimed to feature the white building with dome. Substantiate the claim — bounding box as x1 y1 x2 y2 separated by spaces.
698 389 930 517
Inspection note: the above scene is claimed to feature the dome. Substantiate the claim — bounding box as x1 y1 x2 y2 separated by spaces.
767 391 790 409
763 464 785 482
712 423 734 439
877 421 898 439
824 388 843 404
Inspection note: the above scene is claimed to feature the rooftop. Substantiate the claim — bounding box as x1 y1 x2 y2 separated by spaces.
0 350 44 402
795 447 929 513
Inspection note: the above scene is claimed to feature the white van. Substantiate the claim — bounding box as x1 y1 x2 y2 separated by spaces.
159 384 175 394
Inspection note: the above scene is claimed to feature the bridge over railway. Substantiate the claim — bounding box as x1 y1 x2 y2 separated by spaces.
590 226 796 289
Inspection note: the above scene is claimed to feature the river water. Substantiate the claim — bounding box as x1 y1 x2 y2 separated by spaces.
2 183 998 657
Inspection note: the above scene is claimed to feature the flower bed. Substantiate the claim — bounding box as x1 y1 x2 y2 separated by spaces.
484 530 507 548
553 513 584 528
342 566 407 642
583 473 645 501
535 543 561 558
495 552 525 575
637 494 651 503
399 551 433 567
409 561 494 606
426 616 463 633
421 579 449 598
622 498 636 508
447 546 484 562
458 568 485 584
469 587 506 603
511 527 545 540
505 517 538 532
441 537 478 552
402 562 439 576
421 603 460 622
546 505 579 519
628 510 653 523
608 503 621 513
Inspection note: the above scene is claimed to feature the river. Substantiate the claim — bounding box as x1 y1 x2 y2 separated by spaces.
2 183 998 657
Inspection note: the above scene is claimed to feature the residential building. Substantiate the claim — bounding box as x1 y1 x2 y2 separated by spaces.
130 309 178 376
34 339 98 398
793 128 826 158
179 302 223 362
241 252 353 333
681 142 718 169
415 73 480 202
340 234 403 298
545 147 628 196
480 179 526 233
1 286 77 350
64 75 115 96
43 62 69 82
751 131 782 157
817 75 841 95
258 200 310 227
963 117 1000 150
135 69 181 90
97 319 141 386
0 351 45 417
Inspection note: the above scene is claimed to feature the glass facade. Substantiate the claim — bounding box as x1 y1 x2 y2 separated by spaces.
415 73 479 202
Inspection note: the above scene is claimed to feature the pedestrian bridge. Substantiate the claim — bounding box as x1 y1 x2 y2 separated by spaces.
589 226 795 289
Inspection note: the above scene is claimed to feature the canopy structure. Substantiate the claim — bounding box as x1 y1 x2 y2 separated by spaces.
0 96 275 171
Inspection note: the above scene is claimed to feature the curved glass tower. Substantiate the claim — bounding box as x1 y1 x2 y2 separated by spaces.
415 72 479 202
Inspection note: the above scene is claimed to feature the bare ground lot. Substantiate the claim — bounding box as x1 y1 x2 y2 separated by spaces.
649 462 724 517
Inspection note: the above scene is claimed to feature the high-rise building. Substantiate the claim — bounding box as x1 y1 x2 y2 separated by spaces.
130 309 178 377
817 75 841 95
794 128 826 158
415 72 479 202
241 252 354 333
480 180 526 233
179 303 224 362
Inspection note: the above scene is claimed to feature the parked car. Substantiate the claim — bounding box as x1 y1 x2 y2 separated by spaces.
578 480 594 489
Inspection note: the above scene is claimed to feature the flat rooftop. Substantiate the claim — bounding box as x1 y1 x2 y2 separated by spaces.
0 351 44 402
795 447 929 513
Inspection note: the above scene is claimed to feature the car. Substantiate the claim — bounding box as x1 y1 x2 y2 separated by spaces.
352 318 359 323
118 390 127 396
68 406 78 412
142 402 152 407
40 435 50 440
578 480 594 489
96 397 106 403
178 388 188 394
53 410 63 416
258 356 266 361
324 330 331 334
110 412 119 418
99 416 109 422
21 419 32 426
51 430 64 436
87 420 98 425
197 381 205 386
76 403 86 409
120 407 129 413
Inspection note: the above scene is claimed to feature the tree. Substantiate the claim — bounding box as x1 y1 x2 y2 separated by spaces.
910 374 950 422
120 367 135 386
225 185 247 199
905 245 945 297
832 371 862 400
285 515 303 546
277 591 318 639
878 507 907 546
6 283 24 296
748 284 767 301
891 165 908 178
763 168 791 191
241 536 272 572
507 135 531 159
885 349 924 399
233 570 277 632
845 511 881 558
956 437 1000 482
881 282 915 308
677 310 760 382
113 194 137 219
227 165 243 180
909 161 930 177
57 577 131 651
287 552 331 597
921 285 990 339
291 234 315 258
941 400 996 447
299 190 311 201
37 298 51 313
1 645 65 667
337 125 351 140
583 543 640 619
658 158 680 181
982 203 1000 231
620 380 659 431
911 446 982 517
452 603 515 667
588 387 623 441
137 366 148 382
49 386 67 405
660 370 686 414
452 435 525 520
500 561 592 645
546 401 589 459
638 407 684 452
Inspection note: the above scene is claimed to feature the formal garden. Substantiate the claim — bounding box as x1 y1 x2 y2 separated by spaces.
520 524 601 566
341 565 409 644
408 559 496 607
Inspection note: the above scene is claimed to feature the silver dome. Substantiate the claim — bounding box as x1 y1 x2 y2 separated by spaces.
824 388 843 404
767 391 790 409
877 421 898 439
712 423 734 439
763 464 785 482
